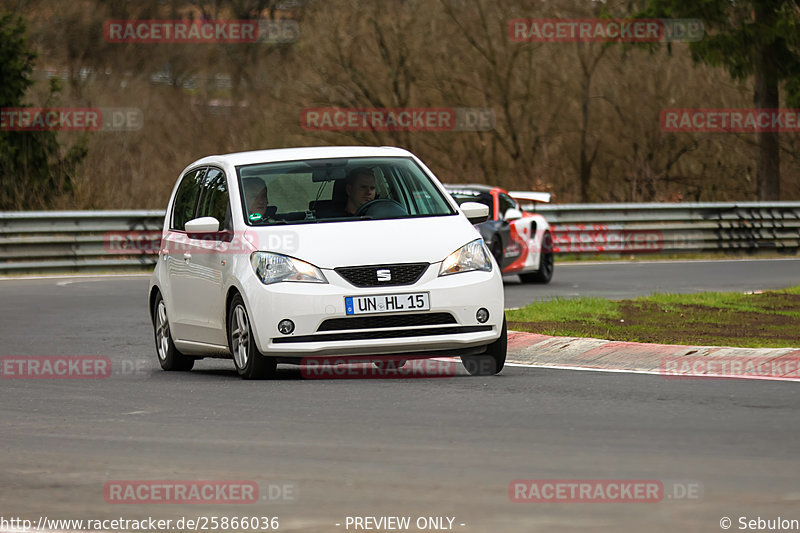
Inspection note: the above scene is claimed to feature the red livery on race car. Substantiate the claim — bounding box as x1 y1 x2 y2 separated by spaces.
445 185 554 284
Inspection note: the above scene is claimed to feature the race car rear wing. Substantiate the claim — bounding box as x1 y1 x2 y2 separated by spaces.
509 191 551 204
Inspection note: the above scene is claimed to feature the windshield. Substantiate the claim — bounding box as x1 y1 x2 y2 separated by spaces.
236 157 455 225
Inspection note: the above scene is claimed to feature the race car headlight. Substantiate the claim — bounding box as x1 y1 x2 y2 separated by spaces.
438 239 492 277
250 252 328 284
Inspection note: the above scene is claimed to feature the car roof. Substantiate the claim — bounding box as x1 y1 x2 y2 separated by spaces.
188 146 414 168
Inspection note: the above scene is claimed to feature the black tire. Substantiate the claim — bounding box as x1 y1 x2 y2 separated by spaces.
374 359 407 370
152 293 194 371
228 294 277 380
461 317 507 376
519 230 553 284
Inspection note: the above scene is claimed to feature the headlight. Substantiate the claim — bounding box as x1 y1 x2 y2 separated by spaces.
250 252 328 284
438 239 492 276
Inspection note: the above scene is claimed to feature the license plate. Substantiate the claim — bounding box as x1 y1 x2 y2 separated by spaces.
345 292 430 315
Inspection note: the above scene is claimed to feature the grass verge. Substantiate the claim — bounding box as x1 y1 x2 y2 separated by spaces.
506 286 800 348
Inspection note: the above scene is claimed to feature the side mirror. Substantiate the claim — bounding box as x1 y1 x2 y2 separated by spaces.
504 208 523 221
460 202 489 224
184 216 220 233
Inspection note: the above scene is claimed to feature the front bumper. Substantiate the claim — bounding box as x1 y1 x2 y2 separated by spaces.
239 263 504 358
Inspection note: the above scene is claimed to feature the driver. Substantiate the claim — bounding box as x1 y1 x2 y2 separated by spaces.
242 177 276 223
343 167 376 215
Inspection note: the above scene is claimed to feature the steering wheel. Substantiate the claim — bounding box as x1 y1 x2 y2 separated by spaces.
354 198 407 217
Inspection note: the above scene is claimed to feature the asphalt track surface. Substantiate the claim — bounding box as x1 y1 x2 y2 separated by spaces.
503 257 800 307
1 259 800 533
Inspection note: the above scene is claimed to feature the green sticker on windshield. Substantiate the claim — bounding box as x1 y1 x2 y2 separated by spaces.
249 213 262 222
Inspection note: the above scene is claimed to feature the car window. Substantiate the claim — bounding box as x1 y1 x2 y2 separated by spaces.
196 167 231 230
498 193 517 220
237 157 455 225
263 168 329 212
171 167 206 230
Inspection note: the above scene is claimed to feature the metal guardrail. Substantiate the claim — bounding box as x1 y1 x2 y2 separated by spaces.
527 202 800 255
0 210 164 272
1 203 799 272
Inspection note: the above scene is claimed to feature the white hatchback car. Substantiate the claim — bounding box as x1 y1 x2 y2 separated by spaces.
148 146 506 379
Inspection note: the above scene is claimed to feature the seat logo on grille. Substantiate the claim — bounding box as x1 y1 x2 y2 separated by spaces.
376 269 392 282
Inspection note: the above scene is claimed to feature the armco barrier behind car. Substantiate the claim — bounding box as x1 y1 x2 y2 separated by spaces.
2 202 798 273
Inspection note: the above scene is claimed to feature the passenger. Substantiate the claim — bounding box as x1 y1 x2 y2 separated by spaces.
342 167 376 215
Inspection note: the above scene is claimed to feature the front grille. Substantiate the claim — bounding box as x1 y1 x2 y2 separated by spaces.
272 325 492 344
335 263 429 287
318 313 456 331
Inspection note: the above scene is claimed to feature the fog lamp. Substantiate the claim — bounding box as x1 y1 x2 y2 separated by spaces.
278 319 295 335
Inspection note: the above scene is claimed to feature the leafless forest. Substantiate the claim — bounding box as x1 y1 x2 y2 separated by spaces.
5 0 800 209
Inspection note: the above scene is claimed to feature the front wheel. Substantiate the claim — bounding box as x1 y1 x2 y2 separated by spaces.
228 294 277 380
153 293 194 371
461 317 507 376
519 230 553 284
